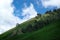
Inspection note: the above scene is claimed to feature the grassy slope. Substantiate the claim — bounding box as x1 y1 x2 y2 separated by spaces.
0 15 42 39
0 12 60 40
1 19 60 40
22 20 60 40
0 17 38 40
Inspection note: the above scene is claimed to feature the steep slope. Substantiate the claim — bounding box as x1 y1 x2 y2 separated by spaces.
21 20 60 40
0 19 60 40
0 9 60 40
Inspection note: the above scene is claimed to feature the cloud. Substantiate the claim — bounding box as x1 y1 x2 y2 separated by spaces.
0 0 22 34
0 0 37 34
22 3 37 20
41 0 60 8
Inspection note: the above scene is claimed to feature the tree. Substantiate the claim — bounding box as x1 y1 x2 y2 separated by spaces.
22 24 33 33
16 23 20 27
45 10 51 14
26 24 33 32
53 9 57 12
21 28 26 33
37 13 41 17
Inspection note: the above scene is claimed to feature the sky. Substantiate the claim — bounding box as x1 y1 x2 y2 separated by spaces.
0 0 60 34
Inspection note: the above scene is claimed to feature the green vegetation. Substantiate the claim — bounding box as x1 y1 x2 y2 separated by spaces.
0 8 60 40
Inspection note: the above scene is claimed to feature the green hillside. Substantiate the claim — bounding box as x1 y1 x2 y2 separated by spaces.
21 20 60 40
0 9 60 40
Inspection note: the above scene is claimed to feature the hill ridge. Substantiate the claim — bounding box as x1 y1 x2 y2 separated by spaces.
0 8 60 40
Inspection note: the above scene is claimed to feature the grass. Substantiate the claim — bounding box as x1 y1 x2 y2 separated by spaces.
1 19 60 40
0 11 60 40
22 20 60 40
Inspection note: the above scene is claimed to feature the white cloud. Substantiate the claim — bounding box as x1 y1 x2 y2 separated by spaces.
22 3 37 20
41 0 60 8
0 0 22 34
0 0 37 34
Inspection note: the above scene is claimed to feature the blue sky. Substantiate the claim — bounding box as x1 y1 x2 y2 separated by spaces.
13 0 54 15
13 0 58 19
0 0 60 34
